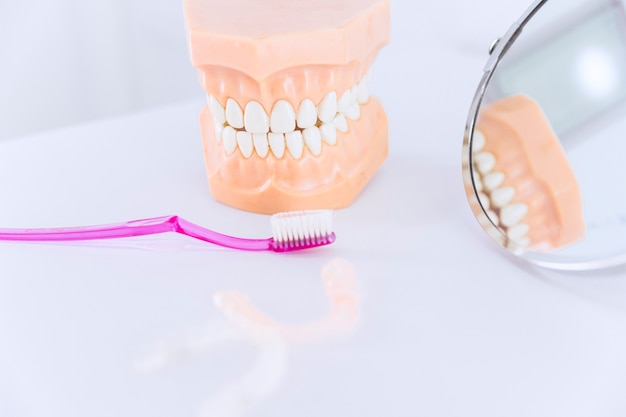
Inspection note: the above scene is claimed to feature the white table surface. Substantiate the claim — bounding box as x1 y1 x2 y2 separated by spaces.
3 1 626 416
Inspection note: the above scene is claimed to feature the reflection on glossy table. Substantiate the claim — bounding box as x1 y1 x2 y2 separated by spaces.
3 2 626 417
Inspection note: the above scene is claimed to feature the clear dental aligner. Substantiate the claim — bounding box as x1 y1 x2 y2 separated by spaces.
184 0 390 214
135 259 358 416
467 95 585 251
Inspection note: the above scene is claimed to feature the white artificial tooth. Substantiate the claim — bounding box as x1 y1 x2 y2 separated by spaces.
483 172 505 191
345 103 361 120
270 100 296 133
337 90 351 113
517 237 531 248
225 98 244 129
333 114 349 133
478 192 490 210
507 224 530 241
208 95 225 124
244 101 269 134
303 126 322 156
473 130 486 152
253 133 269 158
320 123 337 145
285 131 304 159
350 86 359 105
222 126 237 155
474 152 496 174
268 132 285 158
500 204 528 227
318 91 338 123
357 81 370 104
214 119 224 143
491 187 516 208
365 67 373 83
236 131 254 159
297 99 317 129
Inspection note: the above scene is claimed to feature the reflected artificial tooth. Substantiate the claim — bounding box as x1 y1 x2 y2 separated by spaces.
222 126 237 155
475 152 496 174
268 132 285 158
225 98 244 129
253 133 269 158
478 212 491 226
357 81 370 104
507 224 530 241
297 99 317 129
244 101 269 133
345 103 361 120
333 114 348 133
500 204 528 227
483 172 505 191
462 150 470 166
486 210 500 225
303 126 322 156
236 131 254 158
464 172 472 187
214 120 224 143
337 90 351 113
473 130 486 152
478 192 490 210
208 95 225 124
318 91 338 123
285 131 304 159
472 171 483 192
491 187 516 208
270 100 296 133
320 123 337 145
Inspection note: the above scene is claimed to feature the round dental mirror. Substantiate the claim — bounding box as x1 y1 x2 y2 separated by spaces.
464 0 626 270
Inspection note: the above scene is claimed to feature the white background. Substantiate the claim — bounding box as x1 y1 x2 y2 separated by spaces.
3 1 626 417
0 0 528 146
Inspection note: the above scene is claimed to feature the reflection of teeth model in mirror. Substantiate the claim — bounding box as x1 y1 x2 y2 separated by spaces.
183 0 391 214
470 95 585 251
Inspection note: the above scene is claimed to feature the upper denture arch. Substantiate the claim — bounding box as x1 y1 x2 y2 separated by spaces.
206 70 372 160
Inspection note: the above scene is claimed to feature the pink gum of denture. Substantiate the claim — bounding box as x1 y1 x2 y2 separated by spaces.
475 95 585 250
183 0 390 214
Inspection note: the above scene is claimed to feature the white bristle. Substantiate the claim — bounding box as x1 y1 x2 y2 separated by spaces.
271 210 334 248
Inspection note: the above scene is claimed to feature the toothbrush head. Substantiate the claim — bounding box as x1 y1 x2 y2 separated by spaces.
270 210 336 252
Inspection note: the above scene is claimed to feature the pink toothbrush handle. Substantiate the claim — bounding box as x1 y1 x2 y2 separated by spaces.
0 215 273 251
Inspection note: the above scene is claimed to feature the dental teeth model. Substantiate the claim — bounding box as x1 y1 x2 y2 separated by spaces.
183 0 390 214
466 95 585 251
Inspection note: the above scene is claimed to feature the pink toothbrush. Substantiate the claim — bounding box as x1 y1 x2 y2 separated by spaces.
0 210 335 252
